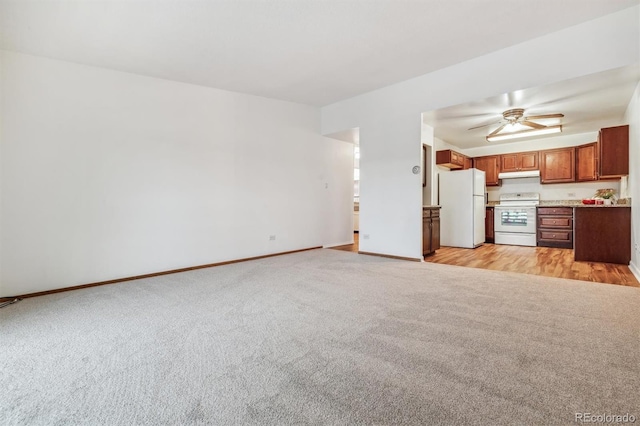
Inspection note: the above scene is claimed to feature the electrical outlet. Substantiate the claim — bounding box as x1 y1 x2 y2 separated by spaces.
567 192 576 198
362 234 370 240
269 235 276 241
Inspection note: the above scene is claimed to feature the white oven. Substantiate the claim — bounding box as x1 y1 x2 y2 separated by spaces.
494 193 539 247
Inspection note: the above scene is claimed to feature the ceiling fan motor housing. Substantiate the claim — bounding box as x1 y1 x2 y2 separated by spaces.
503 108 525 122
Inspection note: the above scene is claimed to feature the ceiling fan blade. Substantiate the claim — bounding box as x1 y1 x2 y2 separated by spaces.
468 120 502 131
520 120 545 129
524 113 564 120
487 123 508 137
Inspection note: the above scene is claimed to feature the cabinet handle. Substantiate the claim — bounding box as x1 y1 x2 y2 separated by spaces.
552 234 556 238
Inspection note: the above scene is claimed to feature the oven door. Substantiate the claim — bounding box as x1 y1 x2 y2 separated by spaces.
494 206 537 234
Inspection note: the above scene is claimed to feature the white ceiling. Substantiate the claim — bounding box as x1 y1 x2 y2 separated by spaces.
422 64 640 149
0 0 638 106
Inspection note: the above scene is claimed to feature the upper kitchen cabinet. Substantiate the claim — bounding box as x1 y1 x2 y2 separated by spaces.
575 142 598 182
473 155 500 186
463 156 473 170
540 147 575 184
598 125 629 178
436 149 464 169
500 151 539 172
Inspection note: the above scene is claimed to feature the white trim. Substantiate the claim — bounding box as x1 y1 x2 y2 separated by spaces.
629 261 640 283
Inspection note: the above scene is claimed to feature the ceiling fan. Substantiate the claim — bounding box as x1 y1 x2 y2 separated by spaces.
468 108 564 140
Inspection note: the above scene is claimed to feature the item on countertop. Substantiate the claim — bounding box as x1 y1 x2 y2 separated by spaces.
594 188 616 199
594 188 616 205
582 199 596 205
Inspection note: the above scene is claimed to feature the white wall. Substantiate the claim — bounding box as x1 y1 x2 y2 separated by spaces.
322 7 639 136
486 178 621 202
625 80 640 278
322 6 639 260
359 112 423 259
0 51 352 297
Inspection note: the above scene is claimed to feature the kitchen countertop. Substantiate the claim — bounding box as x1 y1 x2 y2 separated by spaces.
423 205 441 208
538 199 631 207
486 199 631 208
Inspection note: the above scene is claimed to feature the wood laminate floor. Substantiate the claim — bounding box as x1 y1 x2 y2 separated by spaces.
331 232 359 253
329 234 639 287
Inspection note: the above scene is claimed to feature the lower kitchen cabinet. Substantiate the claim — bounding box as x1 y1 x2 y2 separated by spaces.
423 207 441 256
485 207 494 243
537 207 573 249
575 207 631 264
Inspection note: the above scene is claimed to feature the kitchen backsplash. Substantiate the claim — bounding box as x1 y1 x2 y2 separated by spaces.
485 177 622 202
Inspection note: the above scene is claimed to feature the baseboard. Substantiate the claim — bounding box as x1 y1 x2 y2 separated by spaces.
629 261 640 283
358 251 422 262
323 240 354 248
11 246 323 300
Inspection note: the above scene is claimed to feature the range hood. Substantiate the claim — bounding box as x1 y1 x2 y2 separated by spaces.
498 170 541 179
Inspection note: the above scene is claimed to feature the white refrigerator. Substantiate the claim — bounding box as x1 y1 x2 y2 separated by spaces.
439 168 486 248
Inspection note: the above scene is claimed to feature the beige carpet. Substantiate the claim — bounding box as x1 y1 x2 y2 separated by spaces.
1 249 639 425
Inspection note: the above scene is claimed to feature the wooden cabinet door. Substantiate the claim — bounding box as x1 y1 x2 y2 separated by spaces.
485 207 494 243
575 207 630 264
576 143 597 182
500 154 519 172
423 209 440 255
500 152 538 172
463 156 473 170
599 125 629 178
436 150 464 169
474 156 500 186
431 216 440 251
519 151 539 171
422 216 430 255
450 151 460 165
540 148 575 184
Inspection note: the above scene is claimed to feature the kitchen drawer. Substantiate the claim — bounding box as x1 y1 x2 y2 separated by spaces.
538 230 572 242
538 207 573 216
538 216 572 229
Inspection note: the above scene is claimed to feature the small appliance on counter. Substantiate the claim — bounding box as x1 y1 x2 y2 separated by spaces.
439 168 486 248
494 192 539 247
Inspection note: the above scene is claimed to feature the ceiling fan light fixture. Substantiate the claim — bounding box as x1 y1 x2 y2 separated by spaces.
486 125 562 142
